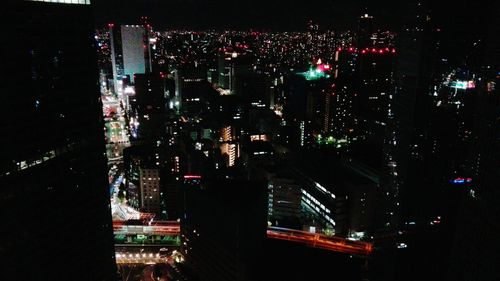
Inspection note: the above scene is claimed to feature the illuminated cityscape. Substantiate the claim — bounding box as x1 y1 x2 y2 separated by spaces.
1 0 499 281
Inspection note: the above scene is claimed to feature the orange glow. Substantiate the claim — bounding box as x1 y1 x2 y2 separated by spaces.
113 220 180 235
267 227 373 256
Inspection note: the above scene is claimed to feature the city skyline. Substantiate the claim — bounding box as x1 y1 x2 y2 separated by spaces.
1 1 499 281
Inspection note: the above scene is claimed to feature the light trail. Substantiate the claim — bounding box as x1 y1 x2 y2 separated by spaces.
267 226 373 256
113 220 181 236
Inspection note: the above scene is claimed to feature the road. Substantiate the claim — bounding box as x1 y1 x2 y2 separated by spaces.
113 220 181 236
116 252 167 265
110 173 142 221
267 226 373 256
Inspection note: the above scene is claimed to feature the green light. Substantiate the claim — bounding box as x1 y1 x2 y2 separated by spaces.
299 66 329 81
316 135 351 149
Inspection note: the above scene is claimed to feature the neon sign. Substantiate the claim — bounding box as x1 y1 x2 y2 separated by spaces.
450 80 475 90
450 177 472 184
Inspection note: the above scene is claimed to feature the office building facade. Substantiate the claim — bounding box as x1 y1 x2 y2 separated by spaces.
1 1 116 280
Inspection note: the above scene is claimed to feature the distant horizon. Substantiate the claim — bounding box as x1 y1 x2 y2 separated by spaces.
92 0 398 31
92 0 496 35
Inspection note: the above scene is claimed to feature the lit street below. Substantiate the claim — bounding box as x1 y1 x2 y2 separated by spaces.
267 226 373 256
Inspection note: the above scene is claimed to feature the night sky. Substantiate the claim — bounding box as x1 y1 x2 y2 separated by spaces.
93 0 497 31
93 0 498 35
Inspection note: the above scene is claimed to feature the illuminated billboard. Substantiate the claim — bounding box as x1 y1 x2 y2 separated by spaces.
450 80 475 90
450 177 472 184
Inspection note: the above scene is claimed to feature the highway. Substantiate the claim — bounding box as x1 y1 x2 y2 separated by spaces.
113 220 181 236
109 173 123 197
110 173 143 221
267 226 373 256
113 220 372 256
116 252 167 265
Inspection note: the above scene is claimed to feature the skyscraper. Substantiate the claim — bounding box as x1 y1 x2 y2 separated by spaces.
181 179 267 281
357 13 374 49
110 24 151 88
0 1 116 280
384 1 436 228
130 73 166 142
446 8 500 280
217 47 253 94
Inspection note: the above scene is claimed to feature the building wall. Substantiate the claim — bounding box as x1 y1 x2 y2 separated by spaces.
121 25 146 82
181 179 267 281
268 178 302 220
140 168 161 213
0 2 116 280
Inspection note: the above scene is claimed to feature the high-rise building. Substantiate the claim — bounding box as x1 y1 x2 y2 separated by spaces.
110 24 151 89
356 48 395 128
384 1 437 228
287 69 332 147
217 47 253 94
130 73 166 142
218 49 233 90
287 64 354 148
181 179 267 281
121 25 149 81
327 79 355 141
123 144 157 209
266 171 302 225
370 3 461 280
139 168 161 213
357 14 374 49
174 66 218 116
219 125 240 167
446 11 500 280
352 46 396 169
0 1 116 280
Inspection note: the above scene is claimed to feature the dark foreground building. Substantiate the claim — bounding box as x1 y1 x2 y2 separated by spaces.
0 1 116 280
181 178 268 281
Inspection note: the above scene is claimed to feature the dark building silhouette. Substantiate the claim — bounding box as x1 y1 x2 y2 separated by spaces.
265 238 366 281
357 13 374 49
175 66 219 117
130 73 166 142
181 179 267 281
446 10 500 280
370 2 500 281
286 72 333 147
384 1 438 228
123 144 158 210
217 47 253 95
0 1 116 280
